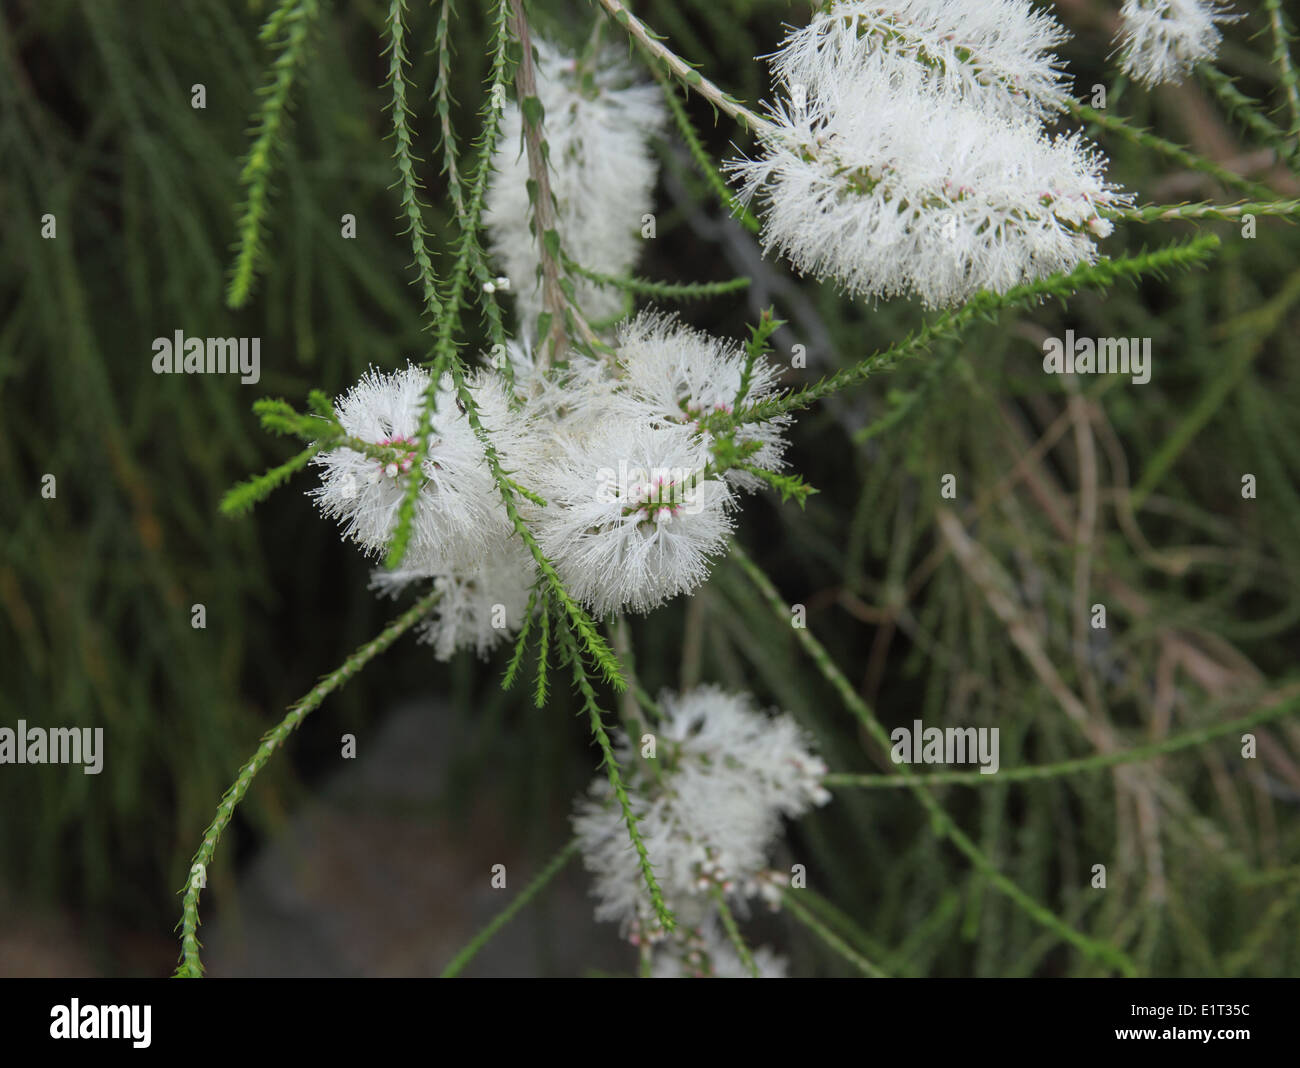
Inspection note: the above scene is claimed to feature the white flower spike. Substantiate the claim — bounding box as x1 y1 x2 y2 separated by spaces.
484 39 665 335
730 0 1130 308
775 0 1073 121
610 312 791 493
572 686 831 945
1116 0 1239 87
309 365 509 572
369 539 536 661
528 418 735 618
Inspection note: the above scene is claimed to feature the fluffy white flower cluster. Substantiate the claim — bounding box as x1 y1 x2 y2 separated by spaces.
1116 0 1238 87
310 365 508 570
311 364 537 660
771 0 1072 121
730 0 1130 307
310 314 789 652
369 539 536 661
606 312 791 495
571 686 831 973
484 39 665 333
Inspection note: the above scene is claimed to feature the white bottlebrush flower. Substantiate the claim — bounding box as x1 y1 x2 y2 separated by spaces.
1116 0 1239 87
490 337 616 446
370 539 537 661
731 0 1129 307
609 312 791 493
650 919 789 978
572 686 831 944
309 364 509 571
527 418 735 618
484 39 665 335
461 363 540 479
730 60 1127 308
774 0 1072 121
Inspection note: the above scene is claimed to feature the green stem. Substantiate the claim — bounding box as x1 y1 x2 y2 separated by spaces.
219 442 325 516
173 590 441 977
731 544 1138 977
439 839 581 977
736 236 1221 425
432 0 465 221
227 0 324 308
566 256 750 301
783 888 888 977
1115 199 1300 223
825 694 1300 788
448 364 625 688
383 0 445 330
795 886 894 967
1127 264 1300 507
1058 96 1278 200
1199 66 1299 168
385 0 511 568
711 886 760 977
653 69 760 233
1264 0 1300 139
559 626 674 933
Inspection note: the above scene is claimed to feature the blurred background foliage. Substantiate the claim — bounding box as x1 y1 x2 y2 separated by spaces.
1 0 1298 976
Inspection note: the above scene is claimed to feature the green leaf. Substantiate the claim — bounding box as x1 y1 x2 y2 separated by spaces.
521 94 545 128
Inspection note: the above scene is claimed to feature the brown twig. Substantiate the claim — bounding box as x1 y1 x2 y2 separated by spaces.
509 0 571 362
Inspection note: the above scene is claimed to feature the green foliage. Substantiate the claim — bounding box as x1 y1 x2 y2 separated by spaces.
1263 0 1300 138
1062 96 1277 200
219 443 322 517
654 72 760 234
2 0 449 956
385 0 520 569
825 694 1300 789
558 623 676 934
735 464 818 507
227 0 325 308
1199 66 1300 167
565 255 751 301
735 306 783 408
734 236 1224 425
174 589 442 977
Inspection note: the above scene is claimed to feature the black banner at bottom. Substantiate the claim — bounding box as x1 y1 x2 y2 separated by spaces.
0 978 1290 1056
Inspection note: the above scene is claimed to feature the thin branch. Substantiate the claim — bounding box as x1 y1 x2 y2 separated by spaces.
731 543 1137 976
174 590 441 977
1264 0 1300 139
1115 199 1300 223
711 885 760 977
440 839 581 977
783 888 888 977
591 0 772 137
824 691 1300 788
509 0 571 362
1058 95 1280 200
